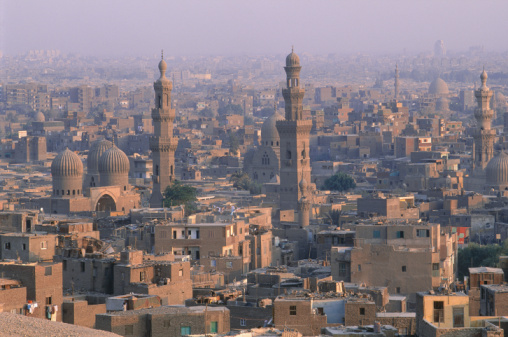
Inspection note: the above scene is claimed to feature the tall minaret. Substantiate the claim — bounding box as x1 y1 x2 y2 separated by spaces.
276 48 313 211
394 64 399 100
473 68 495 172
150 52 177 208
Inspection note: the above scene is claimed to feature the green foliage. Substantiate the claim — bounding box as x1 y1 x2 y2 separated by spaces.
230 172 262 195
457 241 508 281
162 180 197 213
218 104 243 116
322 172 356 192
326 210 342 226
228 130 240 156
200 107 216 118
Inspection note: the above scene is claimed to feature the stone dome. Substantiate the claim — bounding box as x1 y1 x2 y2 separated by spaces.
486 151 508 186
99 145 129 174
87 139 112 173
261 111 284 145
428 77 449 96
51 148 83 197
98 145 130 188
286 49 300 67
34 111 45 122
51 148 83 177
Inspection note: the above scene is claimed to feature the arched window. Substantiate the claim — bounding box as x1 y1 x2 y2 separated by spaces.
253 172 258 180
156 165 159 176
77 190 80 195
262 152 270 165
67 190 70 195
286 150 292 160
61 190 64 195
73 190 75 195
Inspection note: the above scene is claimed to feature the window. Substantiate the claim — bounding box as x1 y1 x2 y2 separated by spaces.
358 264 362 272
226 262 233 269
417 229 430 237
359 307 365 315
80 262 85 272
339 263 347 277
41 241 47 250
396 231 404 238
211 260 216 267
179 269 183 276
22 243 26 251
433 301 444 323
63 260 67 271
210 321 218 333
4 242 10 250
402 266 406 272
196 230 200 239
181 326 191 336
289 305 297 315
396 287 401 294
240 319 246 327
45 267 52 276
373 230 380 238
453 307 464 328
46 296 52 305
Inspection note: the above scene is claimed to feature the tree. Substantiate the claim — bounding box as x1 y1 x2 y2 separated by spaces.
162 180 197 215
218 104 243 116
228 130 240 156
230 172 262 195
322 172 356 192
457 242 508 280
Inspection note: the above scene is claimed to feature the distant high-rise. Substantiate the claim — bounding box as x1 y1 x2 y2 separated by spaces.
394 64 399 100
150 53 178 208
434 40 446 58
276 48 312 211
473 68 494 172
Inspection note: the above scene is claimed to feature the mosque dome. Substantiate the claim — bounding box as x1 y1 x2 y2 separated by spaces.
99 145 130 174
87 139 112 173
34 111 46 122
486 151 508 186
51 148 83 197
51 148 83 177
261 111 284 146
429 77 449 96
495 92 506 106
98 145 130 188
286 48 300 67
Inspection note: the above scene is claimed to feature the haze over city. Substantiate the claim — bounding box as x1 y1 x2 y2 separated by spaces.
2 0 508 56
2 1 508 337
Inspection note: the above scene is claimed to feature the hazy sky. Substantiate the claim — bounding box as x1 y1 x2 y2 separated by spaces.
2 0 508 57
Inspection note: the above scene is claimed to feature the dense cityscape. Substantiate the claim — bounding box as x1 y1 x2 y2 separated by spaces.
2 2 508 337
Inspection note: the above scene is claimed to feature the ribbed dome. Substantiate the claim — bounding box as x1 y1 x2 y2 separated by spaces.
51 148 83 177
34 111 45 122
87 139 112 172
98 145 130 174
261 111 284 145
286 49 300 67
486 151 508 186
429 77 449 96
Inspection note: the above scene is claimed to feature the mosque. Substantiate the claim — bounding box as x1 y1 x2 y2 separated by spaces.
244 107 284 184
41 139 140 214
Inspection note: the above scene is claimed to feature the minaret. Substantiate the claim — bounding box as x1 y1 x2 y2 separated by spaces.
150 51 178 208
394 64 399 100
276 48 313 211
473 68 495 172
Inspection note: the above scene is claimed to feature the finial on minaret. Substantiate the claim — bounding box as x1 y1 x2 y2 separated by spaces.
161 49 164 60
292 45 294 53
480 66 488 90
